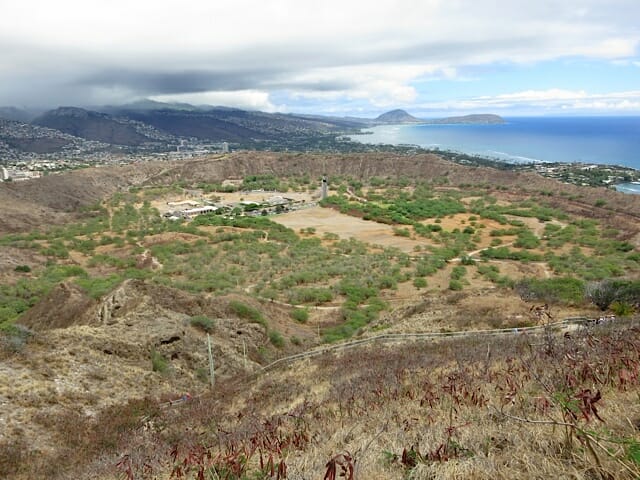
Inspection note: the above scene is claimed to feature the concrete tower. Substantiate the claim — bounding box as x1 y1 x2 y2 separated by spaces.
321 175 328 200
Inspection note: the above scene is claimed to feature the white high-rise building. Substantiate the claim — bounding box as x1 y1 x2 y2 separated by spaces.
1 167 9 181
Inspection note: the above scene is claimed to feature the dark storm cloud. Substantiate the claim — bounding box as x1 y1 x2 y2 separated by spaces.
73 59 358 98
0 0 638 111
75 69 276 95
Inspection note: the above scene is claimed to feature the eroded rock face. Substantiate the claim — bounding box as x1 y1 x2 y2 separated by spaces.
135 250 163 270
96 280 142 325
2 279 274 458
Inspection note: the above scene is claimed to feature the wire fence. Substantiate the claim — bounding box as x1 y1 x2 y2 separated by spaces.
160 315 608 407
258 316 595 372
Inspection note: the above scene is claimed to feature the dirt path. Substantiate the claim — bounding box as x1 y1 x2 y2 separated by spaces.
450 242 515 263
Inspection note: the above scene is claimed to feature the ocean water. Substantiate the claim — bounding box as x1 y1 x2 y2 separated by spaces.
614 183 640 194
350 116 640 170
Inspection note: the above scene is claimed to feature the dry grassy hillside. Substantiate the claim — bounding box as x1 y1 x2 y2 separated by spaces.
31 321 640 479
1 152 639 479
0 164 164 233
1 280 313 476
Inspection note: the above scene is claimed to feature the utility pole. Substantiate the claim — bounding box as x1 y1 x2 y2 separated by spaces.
207 334 215 389
243 339 247 370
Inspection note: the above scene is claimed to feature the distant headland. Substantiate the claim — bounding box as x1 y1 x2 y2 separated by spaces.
374 109 505 125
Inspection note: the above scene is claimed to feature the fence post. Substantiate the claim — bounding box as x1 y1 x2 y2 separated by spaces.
243 339 247 370
207 334 215 389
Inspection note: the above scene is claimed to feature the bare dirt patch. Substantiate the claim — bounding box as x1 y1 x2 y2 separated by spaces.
141 232 205 246
0 247 46 284
504 214 561 236
274 206 424 253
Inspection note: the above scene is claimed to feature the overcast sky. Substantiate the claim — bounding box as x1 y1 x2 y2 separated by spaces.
1 0 639 116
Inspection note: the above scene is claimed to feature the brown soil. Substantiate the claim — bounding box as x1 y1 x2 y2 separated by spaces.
0 247 46 284
275 206 424 253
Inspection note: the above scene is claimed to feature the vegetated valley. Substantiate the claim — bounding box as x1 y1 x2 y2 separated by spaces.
1 151 639 479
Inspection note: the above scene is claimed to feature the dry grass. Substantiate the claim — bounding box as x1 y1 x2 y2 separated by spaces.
20 319 635 480
274 205 425 253
2 153 640 479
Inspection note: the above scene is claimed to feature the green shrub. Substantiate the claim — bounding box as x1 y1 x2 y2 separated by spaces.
322 298 387 343
393 227 411 237
75 275 122 299
514 231 541 249
189 315 215 333
290 308 309 323
287 287 333 305
451 265 467 280
229 300 264 324
627 252 640 262
376 275 398 290
41 241 69 259
151 349 168 374
610 301 635 317
14 265 31 273
413 277 427 289
449 279 464 291
269 330 285 348
478 264 500 281
515 277 585 305
323 232 339 241
627 440 640 466
480 247 542 262
335 280 378 304
460 255 476 266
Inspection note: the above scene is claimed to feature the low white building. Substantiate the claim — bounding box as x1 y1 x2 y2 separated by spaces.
181 206 218 217
167 200 200 207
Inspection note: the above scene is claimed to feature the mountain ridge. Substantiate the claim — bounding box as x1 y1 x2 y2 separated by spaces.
424 113 505 125
2 101 505 155
32 107 170 146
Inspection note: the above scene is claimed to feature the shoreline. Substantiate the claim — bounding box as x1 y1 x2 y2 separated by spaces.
613 182 640 195
348 137 640 192
351 117 640 171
